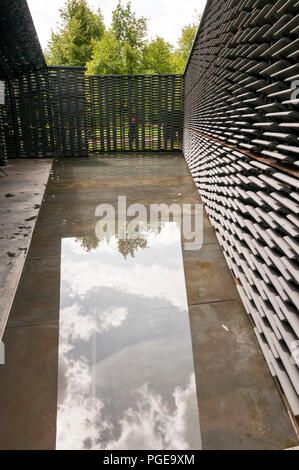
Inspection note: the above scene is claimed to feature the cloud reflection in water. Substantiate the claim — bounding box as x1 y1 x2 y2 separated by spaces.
56 223 201 450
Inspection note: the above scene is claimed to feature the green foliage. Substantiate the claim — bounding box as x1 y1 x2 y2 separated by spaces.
87 1 146 75
141 37 176 74
45 0 202 74
86 31 143 75
86 31 124 75
45 0 105 66
112 1 147 49
175 13 202 72
177 24 198 63
170 52 186 75
122 42 143 74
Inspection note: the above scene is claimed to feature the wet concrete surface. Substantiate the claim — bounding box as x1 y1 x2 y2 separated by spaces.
7 257 60 327
189 300 297 450
0 154 297 449
0 159 52 339
183 245 239 305
0 323 58 450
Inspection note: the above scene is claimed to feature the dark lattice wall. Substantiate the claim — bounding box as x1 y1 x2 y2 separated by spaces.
85 72 184 153
184 0 299 418
4 70 54 158
4 67 184 157
47 67 88 157
0 105 7 166
0 0 47 165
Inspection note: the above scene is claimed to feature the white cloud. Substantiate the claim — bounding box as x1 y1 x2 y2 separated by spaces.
57 354 109 450
106 374 200 450
60 303 128 344
56 224 201 450
61 226 188 311
57 346 201 451
27 0 207 50
63 259 188 309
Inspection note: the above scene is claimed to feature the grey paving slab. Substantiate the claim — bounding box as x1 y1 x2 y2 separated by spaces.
7 257 60 327
182 244 239 305
189 300 298 449
0 159 52 339
0 322 58 450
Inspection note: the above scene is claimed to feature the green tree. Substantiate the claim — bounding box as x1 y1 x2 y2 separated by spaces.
46 0 201 75
170 52 186 74
45 0 105 66
175 13 202 71
177 24 197 63
112 1 147 49
86 31 143 75
86 31 124 75
141 37 176 74
87 1 147 75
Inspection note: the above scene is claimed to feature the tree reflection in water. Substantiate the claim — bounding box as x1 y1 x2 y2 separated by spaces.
75 223 163 259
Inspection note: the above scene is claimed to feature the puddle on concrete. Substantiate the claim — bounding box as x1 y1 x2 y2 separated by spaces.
57 222 201 450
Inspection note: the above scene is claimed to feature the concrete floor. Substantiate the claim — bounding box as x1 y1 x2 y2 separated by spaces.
0 159 52 339
0 155 297 449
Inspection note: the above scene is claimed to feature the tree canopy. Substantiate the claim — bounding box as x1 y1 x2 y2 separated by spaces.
177 23 198 64
85 31 124 75
45 1 201 74
141 37 176 75
86 1 147 74
111 1 147 49
45 0 105 66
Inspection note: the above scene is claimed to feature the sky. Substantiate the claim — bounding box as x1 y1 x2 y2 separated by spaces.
27 0 207 51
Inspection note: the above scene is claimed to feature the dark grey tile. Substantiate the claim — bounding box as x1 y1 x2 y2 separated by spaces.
183 244 239 305
7 258 60 327
0 323 58 450
189 300 298 450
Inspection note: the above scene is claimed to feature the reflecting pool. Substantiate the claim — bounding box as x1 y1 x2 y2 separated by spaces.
57 222 201 450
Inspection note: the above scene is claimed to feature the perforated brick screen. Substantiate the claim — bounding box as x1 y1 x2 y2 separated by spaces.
183 0 299 418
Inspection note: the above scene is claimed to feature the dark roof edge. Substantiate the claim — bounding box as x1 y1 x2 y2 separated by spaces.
183 0 212 77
